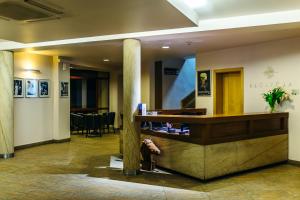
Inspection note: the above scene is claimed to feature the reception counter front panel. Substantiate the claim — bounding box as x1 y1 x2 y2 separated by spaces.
136 112 288 180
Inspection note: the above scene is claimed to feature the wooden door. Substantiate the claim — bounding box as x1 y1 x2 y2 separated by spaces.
214 68 244 115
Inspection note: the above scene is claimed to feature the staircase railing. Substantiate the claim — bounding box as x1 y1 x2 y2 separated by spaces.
181 90 195 108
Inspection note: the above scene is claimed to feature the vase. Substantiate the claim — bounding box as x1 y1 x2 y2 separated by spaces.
270 106 276 113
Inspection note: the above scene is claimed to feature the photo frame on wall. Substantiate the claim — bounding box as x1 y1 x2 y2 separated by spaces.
60 81 69 97
39 80 50 98
197 70 211 96
25 79 38 98
14 78 24 98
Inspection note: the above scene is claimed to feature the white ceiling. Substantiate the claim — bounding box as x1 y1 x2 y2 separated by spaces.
2 0 300 45
6 0 300 70
0 0 194 43
28 22 300 70
193 0 300 20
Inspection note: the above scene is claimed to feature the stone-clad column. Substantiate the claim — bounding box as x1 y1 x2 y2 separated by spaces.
0 51 14 159
123 39 141 175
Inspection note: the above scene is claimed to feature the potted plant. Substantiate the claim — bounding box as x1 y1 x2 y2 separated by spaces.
263 87 290 113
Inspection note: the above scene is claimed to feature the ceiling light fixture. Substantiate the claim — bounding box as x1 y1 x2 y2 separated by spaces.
103 59 110 62
23 69 41 74
162 46 170 49
184 0 207 8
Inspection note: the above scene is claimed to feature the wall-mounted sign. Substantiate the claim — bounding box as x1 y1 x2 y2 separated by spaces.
164 68 179 75
249 81 293 89
197 70 211 96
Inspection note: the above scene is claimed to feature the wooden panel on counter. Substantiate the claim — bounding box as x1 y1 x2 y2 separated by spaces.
141 134 288 180
136 112 289 145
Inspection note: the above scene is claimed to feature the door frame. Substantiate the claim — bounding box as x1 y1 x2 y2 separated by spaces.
213 67 244 114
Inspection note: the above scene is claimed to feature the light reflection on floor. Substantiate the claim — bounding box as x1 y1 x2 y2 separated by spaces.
108 155 172 175
0 134 299 200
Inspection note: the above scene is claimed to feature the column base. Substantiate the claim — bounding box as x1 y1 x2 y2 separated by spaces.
123 169 140 176
0 153 14 159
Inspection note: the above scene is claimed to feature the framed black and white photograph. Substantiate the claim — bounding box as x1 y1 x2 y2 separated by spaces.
39 80 50 98
14 78 24 98
25 79 38 98
60 81 69 97
197 70 211 96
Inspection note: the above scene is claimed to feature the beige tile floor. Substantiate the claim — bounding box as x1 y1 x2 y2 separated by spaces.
0 134 300 200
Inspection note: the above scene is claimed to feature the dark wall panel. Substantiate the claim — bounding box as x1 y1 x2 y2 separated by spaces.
71 79 82 108
155 61 163 109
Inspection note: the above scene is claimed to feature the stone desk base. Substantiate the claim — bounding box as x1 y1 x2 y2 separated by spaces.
141 134 288 180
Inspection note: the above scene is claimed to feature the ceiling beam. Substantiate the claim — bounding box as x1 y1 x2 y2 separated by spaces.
167 0 200 25
2 9 300 51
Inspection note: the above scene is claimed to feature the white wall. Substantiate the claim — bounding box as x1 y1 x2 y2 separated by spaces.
14 53 54 146
14 53 70 146
196 37 300 161
53 60 70 140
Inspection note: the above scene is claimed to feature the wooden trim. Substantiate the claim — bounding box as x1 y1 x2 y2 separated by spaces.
108 73 110 112
53 138 71 143
15 138 71 150
213 67 244 114
155 61 163 109
96 79 99 111
213 70 217 114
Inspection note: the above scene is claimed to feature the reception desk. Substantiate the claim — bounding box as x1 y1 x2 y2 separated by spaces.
136 112 288 180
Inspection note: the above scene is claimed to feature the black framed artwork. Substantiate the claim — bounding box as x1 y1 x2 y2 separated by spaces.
197 70 211 96
60 81 69 97
25 79 38 98
14 78 24 98
39 80 50 98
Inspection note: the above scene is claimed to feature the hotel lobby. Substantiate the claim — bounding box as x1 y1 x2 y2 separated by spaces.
1 0 300 199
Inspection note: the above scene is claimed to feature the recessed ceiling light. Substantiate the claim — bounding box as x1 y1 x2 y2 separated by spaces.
162 46 170 49
184 0 207 8
103 59 110 62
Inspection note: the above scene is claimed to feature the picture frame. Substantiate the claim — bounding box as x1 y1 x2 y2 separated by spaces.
13 78 24 98
25 79 38 98
39 79 50 98
60 81 69 97
197 70 211 96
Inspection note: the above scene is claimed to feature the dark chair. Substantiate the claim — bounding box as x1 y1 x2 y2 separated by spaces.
71 113 85 134
102 112 116 133
120 113 123 130
84 114 95 137
107 112 116 133
102 112 108 133
94 114 104 137
70 113 75 132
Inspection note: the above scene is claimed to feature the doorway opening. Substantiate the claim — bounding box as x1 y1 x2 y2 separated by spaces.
213 68 244 115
